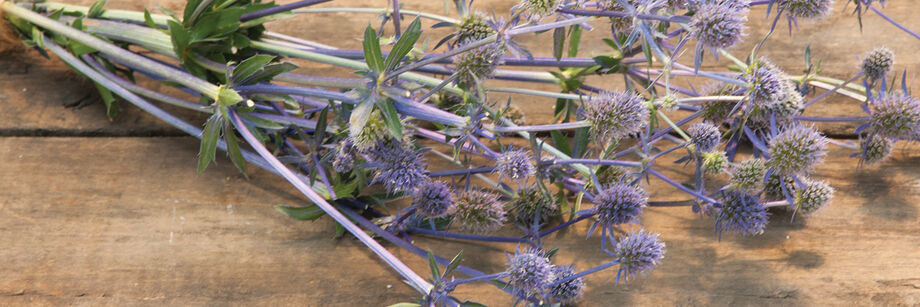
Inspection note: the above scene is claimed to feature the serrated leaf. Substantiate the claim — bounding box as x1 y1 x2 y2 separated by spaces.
553 27 565 61
93 82 118 120
384 17 422 72
379 100 403 140
197 113 222 174
167 20 191 58
428 251 441 279
274 204 325 221
232 55 275 84
217 85 243 106
363 25 385 73
87 0 107 18
443 250 463 276
222 119 246 176
349 99 375 137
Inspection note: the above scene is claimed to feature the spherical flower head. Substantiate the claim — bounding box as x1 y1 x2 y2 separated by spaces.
456 12 496 45
688 122 722 152
332 138 356 173
518 0 563 21
764 173 795 201
655 94 679 111
614 229 666 281
691 0 749 50
453 42 504 86
767 125 828 176
859 136 894 164
506 248 554 298
366 142 429 193
748 81 805 131
451 189 506 234
869 93 920 140
599 0 639 32
729 158 766 192
548 265 584 305
595 183 648 226
596 165 628 186
495 148 536 181
796 178 834 214
582 91 650 143
779 0 833 21
744 58 788 108
862 47 894 80
510 186 560 226
413 181 454 218
700 82 741 124
716 190 768 236
702 151 729 173
350 109 391 151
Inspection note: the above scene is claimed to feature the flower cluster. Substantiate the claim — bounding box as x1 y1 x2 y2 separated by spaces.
413 181 454 218
716 190 768 236
614 230 666 281
862 47 894 80
594 183 648 226
451 189 506 234
691 0 749 51
366 142 429 193
868 93 920 140
582 91 650 143
767 125 828 176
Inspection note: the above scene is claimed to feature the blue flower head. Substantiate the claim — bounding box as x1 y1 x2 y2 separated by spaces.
413 181 454 218
332 138 356 173
862 47 894 80
700 82 741 124
582 91 650 143
868 93 920 140
614 229 666 281
495 148 536 181
859 136 894 164
688 122 722 152
691 0 749 51
507 248 554 299
767 125 828 176
595 183 648 226
456 12 496 45
744 58 788 108
796 178 834 214
366 142 429 193
548 265 584 305
716 190 768 237
779 0 833 22
510 186 559 226
729 158 767 192
452 189 506 234
453 42 505 86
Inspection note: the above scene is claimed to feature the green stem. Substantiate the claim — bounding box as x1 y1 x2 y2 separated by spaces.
656 110 691 142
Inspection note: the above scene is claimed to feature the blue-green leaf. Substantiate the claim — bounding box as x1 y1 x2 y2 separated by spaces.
87 0 107 18
363 25 385 73
274 204 325 221
384 17 422 72
553 27 565 61
197 113 222 174
222 118 246 176
379 99 403 140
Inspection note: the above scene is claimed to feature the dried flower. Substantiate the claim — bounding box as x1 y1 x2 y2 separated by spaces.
859 136 894 164
507 248 554 298
688 122 722 152
767 125 828 176
614 229 666 281
691 0 749 51
548 265 584 304
796 178 834 214
716 190 768 236
729 159 766 192
868 93 920 140
452 189 506 234
582 91 650 143
510 186 559 226
366 142 429 193
413 181 454 218
862 47 894 80
495 148 536 181
595 183 648 226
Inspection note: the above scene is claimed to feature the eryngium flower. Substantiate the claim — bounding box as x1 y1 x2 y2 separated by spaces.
456 12 495 45
366 142 429 193
744 58 788 108
700 82 741 124
518 0 562 21
510 187 559 226
716 190 768 236
702 151 729 173
599 0 639 32
548 265 584 305
495 148 536 181
868 93 920 140
748 81 804 131
596 165 628 186
729 158 767 192
778 0 833 21
507 248 554 298
859 136 894 164
595 183 648 225
764 173 795 201
767 125 827 176
691 0 749 50
796 179 834 214
614 229 666 281
332 139 356 173
413 181 454 218
453 42 504 86
582 91 650 143
655 94 679 111
452 189 506 234
688 122 722 152
862 47 894 80
351 109 391 151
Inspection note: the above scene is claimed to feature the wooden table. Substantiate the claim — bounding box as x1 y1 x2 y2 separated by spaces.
2 1 919 305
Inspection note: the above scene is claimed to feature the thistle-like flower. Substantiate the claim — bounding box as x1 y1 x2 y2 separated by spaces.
598 0 640 32
748 81 804 131
548 265 585 305
452 189 506 234
778 0 833 22
596 165 628 186
764 173 795 201
767 125 828 176
510 186 559 226
859 136 894 164
351 109 392 151
366 142 429 193
796 178 834 214
413 181 454 218
507 248 554 299
517 0 563 21
594 183 648 226
614 229 666 281
861 47 894 80
716 190 769 236
744 58 788 108
582 91 650 143
332 138 356 173
700 82 741 124
495 148 536 181
691 0 749 51
868 93 920 140
456 12 496 45
688 122 722 152
702 151 729 173
729 159 767 192
453 42 505 86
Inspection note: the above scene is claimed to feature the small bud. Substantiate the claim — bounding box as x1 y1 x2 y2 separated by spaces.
507 248 554 298
456 12 495 45
495 148 536 181
862 47 894 80
691 0 749 50
413 181 454 218
729 159 767 192
868 93 920 140
688 122 722 152
859 136 894 165
767 125 828 176
582 91 650 143
655 94 679 111
510 187 559 226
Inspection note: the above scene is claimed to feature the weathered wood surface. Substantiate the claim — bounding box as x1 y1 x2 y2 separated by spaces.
2 0 920 306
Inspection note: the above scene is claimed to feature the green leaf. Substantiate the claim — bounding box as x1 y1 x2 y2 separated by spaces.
274 205 325 221
428 251 441 279
552 27 565 61
550 130 571 157
243 62 298 85
386 303 421 307
231 55 275 84
222 119 247 176
168 20 191 58
143 9 159 29
182 0 207 26
92 82 118 119
238 113 285 130
313 107 329 146
384 18 423 72
190 8 244 41
458 302 487 307
443 250 464 276
217 85 243 106
349 98 375 138
379 100 403 140
334 222 346 238
332 178 360 198
573 126 590 158
567 25 582 57
363 25 385 73
197 113 222 174
87 0 107 18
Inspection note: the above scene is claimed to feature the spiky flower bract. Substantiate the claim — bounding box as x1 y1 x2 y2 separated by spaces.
332 138 356 173
495 148 536 181
350 109 391 151
691 0 749 51
518 0 563 20
452 189 506 234
582 91 650 143
453 42 505 87
548 265 584 305
862 47 894 80
729 159 767 192
796 178 834 214
859 136 894 164
702 151 729 173
744 58 788 108
767 125 828 176
596 165 628 186
413 181 454 218
716 190 768 236
614 229 666 281
506 248 554 299
510 186 559 226
595 183 648 226
779 0 833 22
688 122 722 152
366 142 429 193
868 93 920 140
456 12 495 45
